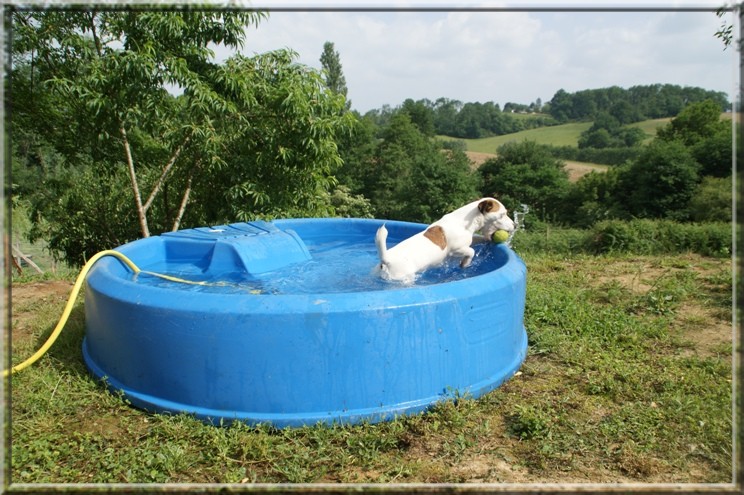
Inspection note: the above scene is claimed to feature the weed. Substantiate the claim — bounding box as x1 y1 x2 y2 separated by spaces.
506 404 555 440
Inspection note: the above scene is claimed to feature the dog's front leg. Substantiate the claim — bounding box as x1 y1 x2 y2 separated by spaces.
458 246 476 268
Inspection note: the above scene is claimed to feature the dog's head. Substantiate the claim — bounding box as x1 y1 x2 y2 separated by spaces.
478 198 516 237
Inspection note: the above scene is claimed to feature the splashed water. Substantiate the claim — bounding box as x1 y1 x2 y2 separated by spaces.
507 204 530 247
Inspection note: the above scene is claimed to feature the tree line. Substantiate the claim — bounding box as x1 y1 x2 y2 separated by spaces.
9 9 733 267
359 84 729 140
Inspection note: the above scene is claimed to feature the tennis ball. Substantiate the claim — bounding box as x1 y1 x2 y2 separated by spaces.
491 230 509 243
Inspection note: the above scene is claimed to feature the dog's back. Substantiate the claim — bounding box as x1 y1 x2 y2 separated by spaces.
375 224 450 283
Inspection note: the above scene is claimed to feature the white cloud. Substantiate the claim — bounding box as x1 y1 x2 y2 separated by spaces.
226 8 736 112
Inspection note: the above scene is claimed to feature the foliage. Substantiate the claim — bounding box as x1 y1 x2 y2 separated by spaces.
203 51 355 222
329 185 374 218
547 84 729 123
688 176 732 223
656 99 729 146
620 140 701 221
714 5 740 50
335 111 378 193
479 140 571 220
400 98 436 136
12 10 353 265
508 219 732 258
559 168 625 227
320 41 350 111
656 99 732 177
588 219 732 257
28 160 141 263
577 112 646 149
366 97 558 140
544 144 643 166
357 113 481 223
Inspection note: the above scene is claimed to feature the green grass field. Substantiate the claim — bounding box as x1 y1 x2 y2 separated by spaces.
453 122 592 153
628 117 673 143
9 230 733 484
446 117 672 154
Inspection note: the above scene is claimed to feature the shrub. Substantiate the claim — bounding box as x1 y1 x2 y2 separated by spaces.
510 219 732 257
588 219 732 257
510 226 591 255
541 144 642 166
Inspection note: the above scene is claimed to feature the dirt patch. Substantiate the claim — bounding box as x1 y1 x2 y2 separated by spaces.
10 280 74 343
12 279 72 304
465 151 496 169
564 160 609 182
676 306 732 358
588 256 732 358
76 410 128 439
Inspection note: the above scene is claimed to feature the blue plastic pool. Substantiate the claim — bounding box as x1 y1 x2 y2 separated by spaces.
82 218 527 427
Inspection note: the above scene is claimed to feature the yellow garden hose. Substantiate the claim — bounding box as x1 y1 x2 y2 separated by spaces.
4 249 228 378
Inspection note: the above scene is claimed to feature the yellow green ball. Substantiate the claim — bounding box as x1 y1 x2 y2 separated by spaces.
491 230 509 243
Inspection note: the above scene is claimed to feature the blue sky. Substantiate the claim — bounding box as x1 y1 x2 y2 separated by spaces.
216 1 739 113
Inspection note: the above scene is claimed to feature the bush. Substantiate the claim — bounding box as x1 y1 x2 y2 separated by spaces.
510 226 591 255
510 219 732 257
588 219 732 257
541 144 642 166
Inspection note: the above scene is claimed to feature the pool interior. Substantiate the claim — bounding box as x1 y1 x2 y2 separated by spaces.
128 221 510 295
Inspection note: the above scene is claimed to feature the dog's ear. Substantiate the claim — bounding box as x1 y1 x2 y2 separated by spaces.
478 199 500 214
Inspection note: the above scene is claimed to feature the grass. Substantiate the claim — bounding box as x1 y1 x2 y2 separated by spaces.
8 238 735 484
456 122 593 153
628 117 672 143
449 117 673 154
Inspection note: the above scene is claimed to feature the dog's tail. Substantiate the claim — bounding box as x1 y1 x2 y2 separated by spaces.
375 224 390 265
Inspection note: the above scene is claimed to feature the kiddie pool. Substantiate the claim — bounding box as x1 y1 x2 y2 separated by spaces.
82 218 527 427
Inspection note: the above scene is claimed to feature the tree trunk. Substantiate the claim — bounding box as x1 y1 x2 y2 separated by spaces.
120 125 150 238
143 135 190 213
171 163 197 232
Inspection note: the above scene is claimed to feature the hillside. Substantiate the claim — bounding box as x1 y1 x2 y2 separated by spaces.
453 116 675 180
445 117 674 155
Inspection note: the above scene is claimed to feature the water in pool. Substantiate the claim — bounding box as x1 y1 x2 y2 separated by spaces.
133 239 506 295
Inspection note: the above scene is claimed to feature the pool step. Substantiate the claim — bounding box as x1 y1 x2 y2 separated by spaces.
161 221 312 275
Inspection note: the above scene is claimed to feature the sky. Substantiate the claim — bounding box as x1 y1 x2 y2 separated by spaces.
210 1 739 113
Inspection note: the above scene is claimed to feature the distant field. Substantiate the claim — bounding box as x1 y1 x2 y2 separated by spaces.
627 117 672 143
443 117 676 154
450 122 592 154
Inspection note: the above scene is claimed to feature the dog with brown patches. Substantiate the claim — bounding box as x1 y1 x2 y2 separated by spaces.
374 197 516 284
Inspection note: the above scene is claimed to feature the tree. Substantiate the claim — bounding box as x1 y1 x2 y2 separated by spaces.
548 89 573 122
621 140 701 221
400 98 435 136
656 99 729 147
578 112 646 149
320 41 350 110
561 168 625 227
359 113 480 223
689 176 732 222
12 10 267 238
479 141 571 221
656 99 732 177
13 10 353 264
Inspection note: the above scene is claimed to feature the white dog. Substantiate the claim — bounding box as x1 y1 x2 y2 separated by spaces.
375 198 516 284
